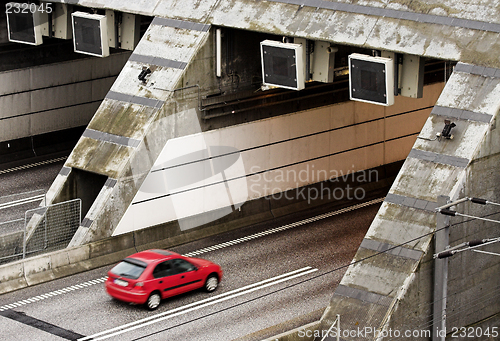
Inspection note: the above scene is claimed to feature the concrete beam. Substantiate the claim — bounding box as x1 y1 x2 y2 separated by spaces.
319 64 500 337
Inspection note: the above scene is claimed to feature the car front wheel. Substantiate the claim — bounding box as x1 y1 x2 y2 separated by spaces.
146 291 161 310
205 275 218 292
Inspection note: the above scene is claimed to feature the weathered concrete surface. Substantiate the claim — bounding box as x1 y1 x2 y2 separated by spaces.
19 2 499 336
0 51 130 163
49 0 500 70
317 64 500 339
42 19 213 246
0 168 392 295
35 16 444 246
38 0 500 248
261 321 320 341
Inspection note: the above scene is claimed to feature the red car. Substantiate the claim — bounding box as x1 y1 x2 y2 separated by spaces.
105 249 223 310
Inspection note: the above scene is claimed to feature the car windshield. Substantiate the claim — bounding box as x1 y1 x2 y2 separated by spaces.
110 260 146 279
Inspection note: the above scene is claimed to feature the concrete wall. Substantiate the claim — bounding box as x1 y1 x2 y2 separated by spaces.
114 81 445 236
39 22 446 247
382 128 500 340
383 67 500 340
0 166 393 295
447 124 500 333
86 25 446 240
262 321 320 341
0 52 130 144
317 64 500 340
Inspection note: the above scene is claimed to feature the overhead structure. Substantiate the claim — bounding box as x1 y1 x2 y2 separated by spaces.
15 0 500 336
5 1 140 55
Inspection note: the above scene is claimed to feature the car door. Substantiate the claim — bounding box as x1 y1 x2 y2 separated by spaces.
151 260 182 298
170 258 203 294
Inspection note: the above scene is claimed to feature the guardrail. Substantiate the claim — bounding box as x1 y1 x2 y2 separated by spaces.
0 193 80 263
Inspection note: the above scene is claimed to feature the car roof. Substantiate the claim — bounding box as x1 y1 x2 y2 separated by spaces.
125 249 178 264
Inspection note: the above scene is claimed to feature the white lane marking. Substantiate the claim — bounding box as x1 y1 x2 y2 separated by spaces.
0 194 45 210
79 266 318 341
79 267 313 341
1 218 24 225
0 156 67 175
184 197 384 257
0 277 107 312
0 198 383 312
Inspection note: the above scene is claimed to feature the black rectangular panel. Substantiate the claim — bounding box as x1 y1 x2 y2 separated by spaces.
350 59 387 104
73 15 103 56
262 44 298 89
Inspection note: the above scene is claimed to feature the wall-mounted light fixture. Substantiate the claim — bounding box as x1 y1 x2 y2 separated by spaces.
417 119 457 142
437 119 456 139
138 67 151 84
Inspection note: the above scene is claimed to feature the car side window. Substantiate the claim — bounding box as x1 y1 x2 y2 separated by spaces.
152 261 173 278
172 259 196 274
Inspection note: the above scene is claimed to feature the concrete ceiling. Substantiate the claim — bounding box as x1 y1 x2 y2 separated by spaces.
51 0 500 68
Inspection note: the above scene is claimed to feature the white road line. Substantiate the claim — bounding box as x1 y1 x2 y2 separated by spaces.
0 156 67 175
79 267 314 340
0 218 24 225
185 197 384 258
0 198 383 312
0 276 108 312
0 194 45 210
79 266 318 341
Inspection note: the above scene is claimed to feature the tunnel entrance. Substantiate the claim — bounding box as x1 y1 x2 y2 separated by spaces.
64 168 108 219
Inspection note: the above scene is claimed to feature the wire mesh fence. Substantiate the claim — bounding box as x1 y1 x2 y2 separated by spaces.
0 189 47 263
0 189 46 234
23 198 81 259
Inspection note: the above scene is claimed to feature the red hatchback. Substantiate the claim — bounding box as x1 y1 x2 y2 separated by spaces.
105 249 223 310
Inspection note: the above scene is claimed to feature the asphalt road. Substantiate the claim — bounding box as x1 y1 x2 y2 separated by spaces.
0 199 382 341
0 158 65 234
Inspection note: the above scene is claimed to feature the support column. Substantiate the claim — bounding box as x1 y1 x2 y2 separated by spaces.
433 195 450 340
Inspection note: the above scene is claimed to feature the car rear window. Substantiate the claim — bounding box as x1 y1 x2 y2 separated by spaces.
150 249 172 256
110 259 147 279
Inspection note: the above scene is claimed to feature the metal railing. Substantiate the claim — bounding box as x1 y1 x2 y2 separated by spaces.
0 194 81 263
0 190 46 262
23 198 81 259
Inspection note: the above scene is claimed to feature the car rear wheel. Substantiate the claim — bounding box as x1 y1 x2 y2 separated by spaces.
205 274 218 292
146 291 161 310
